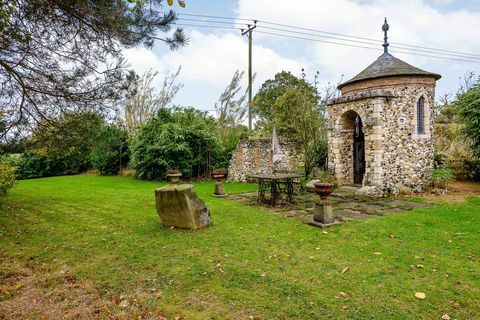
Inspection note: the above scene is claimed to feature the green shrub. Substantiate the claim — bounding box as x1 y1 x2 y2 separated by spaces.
16 152 52 179
131 108 222 181
457 78 480 158
215 125 248 170
0 158 16 196
432 168 454 189
16 111 104 179
90 124 130 175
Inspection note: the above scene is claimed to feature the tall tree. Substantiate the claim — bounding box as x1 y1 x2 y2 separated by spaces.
215 70 248 138
0 0 187 138
273 87 327 177
123 67 183 135
456 77 480 158
252 71 319 132
214 70 249 168
253 70 335 176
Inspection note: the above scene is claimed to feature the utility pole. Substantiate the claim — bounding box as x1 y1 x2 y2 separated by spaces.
242 21 256 133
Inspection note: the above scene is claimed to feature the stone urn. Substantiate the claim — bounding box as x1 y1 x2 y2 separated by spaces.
166 170 182 183
212 168 226 196
313 182 335 225
314 182 334 199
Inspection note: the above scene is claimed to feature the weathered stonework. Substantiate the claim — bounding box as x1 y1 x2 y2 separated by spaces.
155 184 211 230
327 70 439 193
227 138 297 182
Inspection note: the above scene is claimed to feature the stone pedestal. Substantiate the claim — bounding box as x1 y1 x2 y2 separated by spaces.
155 184 210 230
314 200 334 224
212 168 227 197
214 181 226 197
303 182 339 228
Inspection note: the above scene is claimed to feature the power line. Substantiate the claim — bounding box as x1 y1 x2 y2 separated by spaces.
178 17 480 60
174 21 480 63
176 12 252 21
259 19 480 59
255 25 480 60
172 12 480 59
173 23 240 30
255 30 480 64
178 17 250 27
255 18 480 58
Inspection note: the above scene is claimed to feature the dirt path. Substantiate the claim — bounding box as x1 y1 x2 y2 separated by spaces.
421 181 480 202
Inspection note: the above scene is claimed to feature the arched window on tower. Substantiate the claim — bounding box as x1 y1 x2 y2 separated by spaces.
417 96 425 134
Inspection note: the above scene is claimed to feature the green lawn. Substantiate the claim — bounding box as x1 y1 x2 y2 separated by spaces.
1 175 479 319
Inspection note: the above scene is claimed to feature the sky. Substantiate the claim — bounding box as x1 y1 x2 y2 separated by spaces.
124 0 480 113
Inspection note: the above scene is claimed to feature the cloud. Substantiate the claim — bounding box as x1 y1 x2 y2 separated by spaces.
236 0 480 97
124 30 304 109
123 0 480 110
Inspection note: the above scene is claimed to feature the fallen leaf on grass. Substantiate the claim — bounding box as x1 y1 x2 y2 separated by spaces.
341 267 349 274
339 291 349 298
340 305 348 310
415 292 426 299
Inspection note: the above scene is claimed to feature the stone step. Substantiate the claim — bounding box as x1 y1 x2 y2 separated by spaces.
330 186 361 199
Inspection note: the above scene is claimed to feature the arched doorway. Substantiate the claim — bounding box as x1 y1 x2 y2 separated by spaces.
339 110 365 185
353 115 365 185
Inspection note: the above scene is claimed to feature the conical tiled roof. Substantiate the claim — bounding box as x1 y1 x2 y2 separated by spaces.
338 52 441 90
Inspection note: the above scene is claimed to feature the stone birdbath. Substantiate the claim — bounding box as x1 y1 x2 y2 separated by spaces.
312 182 339 227
212 168 227 197
166 170 182 184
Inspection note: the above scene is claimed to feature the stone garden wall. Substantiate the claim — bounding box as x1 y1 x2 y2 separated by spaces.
227 139 297 182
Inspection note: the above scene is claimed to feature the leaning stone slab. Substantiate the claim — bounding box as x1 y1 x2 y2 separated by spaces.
155 184 211 230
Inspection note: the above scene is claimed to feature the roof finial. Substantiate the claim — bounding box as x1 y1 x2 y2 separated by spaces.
382 17 389 53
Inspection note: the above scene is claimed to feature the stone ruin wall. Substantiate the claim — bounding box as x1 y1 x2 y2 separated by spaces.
327 77 436 192
227 139 297 182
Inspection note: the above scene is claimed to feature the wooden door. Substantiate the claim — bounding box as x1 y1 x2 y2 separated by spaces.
353 115 365 185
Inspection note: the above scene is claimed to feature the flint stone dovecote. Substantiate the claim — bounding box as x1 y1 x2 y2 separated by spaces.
327 51 441 193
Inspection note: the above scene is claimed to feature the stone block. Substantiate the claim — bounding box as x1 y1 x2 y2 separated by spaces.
155 184 210 230
355 186 384 198
314 203 334 224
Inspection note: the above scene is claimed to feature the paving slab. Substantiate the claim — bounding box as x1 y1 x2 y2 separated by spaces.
301 215 341 228
334 209 375 220
390 200 429 208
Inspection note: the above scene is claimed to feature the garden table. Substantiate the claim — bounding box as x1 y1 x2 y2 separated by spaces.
249 173 302 206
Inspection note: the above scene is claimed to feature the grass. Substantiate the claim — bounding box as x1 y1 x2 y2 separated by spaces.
1 175 480 319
